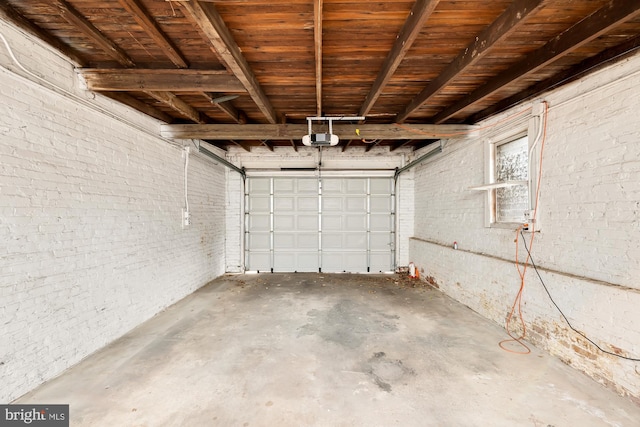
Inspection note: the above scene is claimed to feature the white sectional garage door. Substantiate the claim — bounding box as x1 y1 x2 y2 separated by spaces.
245 176 394 273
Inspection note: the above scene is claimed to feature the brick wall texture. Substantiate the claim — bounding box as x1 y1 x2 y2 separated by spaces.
410 51 640 401
0 21 226 402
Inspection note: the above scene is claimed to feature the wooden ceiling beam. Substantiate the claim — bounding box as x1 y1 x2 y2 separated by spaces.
146 91 207 124
160 123 475 140
0 3 86 67
117 0 189 69
390 140 417 152
396 0 544 123
432 0 640 124
229 140 252 152
53 0 135 67
78 69 246 92
314 0 323 116
104 92 173 123
201 92 247 124
469 34 640 123
359 0 440 118
179 0 278 124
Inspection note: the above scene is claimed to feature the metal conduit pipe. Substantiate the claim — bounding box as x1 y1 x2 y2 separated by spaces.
199 145 246 180
394 140 443 181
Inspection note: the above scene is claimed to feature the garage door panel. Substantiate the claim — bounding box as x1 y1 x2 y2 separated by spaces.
322 197 343 211
346 197 366 211
248 196 270 212
370 178 392 194
370 252 393 272
273 215 294 230
371 196 391 212
248 178 270 193
247 252 270 271
298 215 318 231
273 233 294 249
274 197 295 212
344 232 366 249
346 179 367 194
248 215 270 231
297 196 318 211
321 215 343 231
297 233 319 248
274 178 295 192
322 252 367 272
248 233 270 249
370 214 392 231
345 214 367 231
321 232 343 249
297 179 318 193
370 232 392 249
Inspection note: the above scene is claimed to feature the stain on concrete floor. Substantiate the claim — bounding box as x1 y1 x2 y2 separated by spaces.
14 273 640 427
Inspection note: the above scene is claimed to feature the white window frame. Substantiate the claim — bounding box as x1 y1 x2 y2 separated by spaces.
471 102 545 231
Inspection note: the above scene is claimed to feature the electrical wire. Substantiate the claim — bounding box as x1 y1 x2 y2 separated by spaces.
499 101 549 355
520 230 640 362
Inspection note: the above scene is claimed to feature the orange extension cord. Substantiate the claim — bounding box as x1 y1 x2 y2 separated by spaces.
499 101 549 355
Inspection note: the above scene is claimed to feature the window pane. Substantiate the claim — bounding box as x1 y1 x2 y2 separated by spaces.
496 136 528 223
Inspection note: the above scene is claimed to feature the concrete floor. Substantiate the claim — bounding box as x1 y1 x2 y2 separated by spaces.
16 273 640 426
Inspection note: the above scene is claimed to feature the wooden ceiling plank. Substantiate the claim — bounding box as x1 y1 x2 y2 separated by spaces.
118 0 189 68
160 123 475 140
469 34 640 123
105 92 173 123
314 0 323 116
53 0 135 67
359 0 440 118
79 69 246 92
146 91 206 124
179 0 278 124
0 3 87 67
396 0 544 123
432 0 640 124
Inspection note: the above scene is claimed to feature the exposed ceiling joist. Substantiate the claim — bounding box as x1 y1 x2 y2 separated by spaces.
160 123 475 140
53 0 135 67
396 0 544 123
78 69 246 92
117 0 189 69
432 0 640 124
359 0 440 118
146 91 206 124
105 92 173 123
0 2 86 67
314 0 323 116
49 0 209 123
202 92 246 124
179 0 278 124
470 33 640 123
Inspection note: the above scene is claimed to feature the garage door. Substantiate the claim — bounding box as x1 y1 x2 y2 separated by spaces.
245 176 394 273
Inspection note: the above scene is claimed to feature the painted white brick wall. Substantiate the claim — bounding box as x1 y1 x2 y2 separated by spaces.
410 52 640 402
0 21 226 402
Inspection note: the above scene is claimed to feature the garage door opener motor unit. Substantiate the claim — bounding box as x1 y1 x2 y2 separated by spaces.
302 116 364 147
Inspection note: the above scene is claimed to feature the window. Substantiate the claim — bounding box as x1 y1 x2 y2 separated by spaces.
494 135 529 223
471 102 545 230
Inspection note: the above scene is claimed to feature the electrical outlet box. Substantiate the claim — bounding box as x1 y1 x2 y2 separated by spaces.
182 209 191 227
